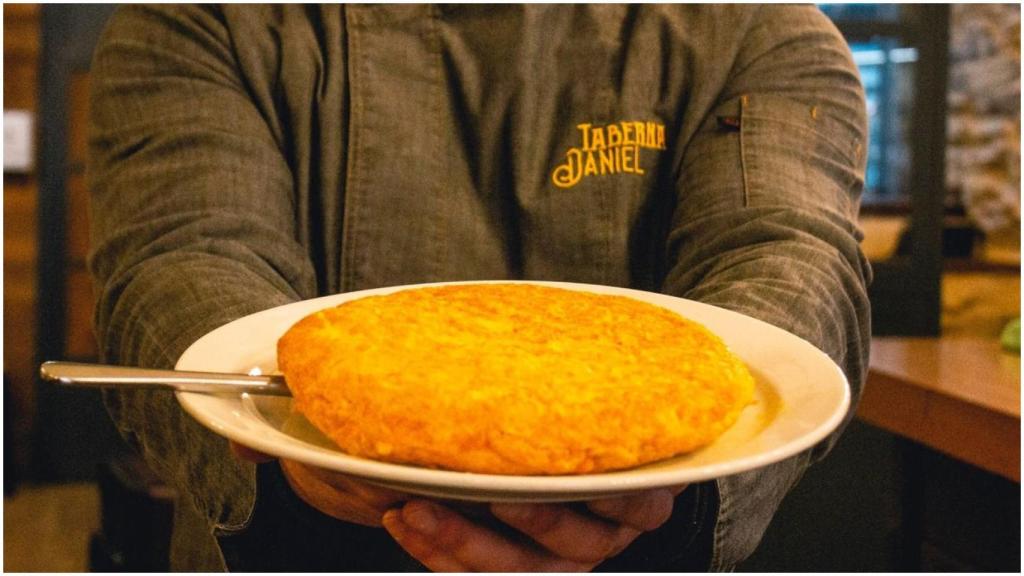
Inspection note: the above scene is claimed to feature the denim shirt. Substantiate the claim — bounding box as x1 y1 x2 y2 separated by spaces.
88 4 871 571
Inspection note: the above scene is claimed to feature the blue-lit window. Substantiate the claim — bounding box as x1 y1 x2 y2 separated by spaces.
819 3 901 22
821 4 919 206
849 41 918 204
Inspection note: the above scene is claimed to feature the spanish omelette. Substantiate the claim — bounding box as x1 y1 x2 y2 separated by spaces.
277 283 755 475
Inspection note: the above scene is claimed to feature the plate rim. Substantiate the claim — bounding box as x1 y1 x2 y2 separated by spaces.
176 280 850 499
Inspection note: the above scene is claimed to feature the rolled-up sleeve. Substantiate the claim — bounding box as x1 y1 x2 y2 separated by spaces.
663 6 871 569
87 4 317 543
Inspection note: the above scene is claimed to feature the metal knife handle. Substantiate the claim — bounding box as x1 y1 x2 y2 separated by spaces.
39 361 291 397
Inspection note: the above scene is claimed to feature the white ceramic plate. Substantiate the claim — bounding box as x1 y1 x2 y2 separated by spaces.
176 280 849 503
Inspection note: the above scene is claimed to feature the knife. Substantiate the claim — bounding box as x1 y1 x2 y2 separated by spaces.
39 361 292 396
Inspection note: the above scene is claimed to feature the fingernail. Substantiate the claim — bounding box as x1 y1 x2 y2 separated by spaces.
588 497 625 517
381 509 401 528
403 502 438 535
491 503 531 522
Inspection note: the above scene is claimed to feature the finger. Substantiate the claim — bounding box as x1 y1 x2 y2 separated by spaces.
383 500 588 572
490 502 641 563
586 487 684 532
296 463 408 510
280 459 392 526
381 509 470 572
229 440 275 463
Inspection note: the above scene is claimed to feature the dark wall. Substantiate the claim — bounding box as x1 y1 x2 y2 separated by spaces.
34 4 122 482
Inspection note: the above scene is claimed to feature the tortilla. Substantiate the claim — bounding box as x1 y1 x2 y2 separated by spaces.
277 283 754 475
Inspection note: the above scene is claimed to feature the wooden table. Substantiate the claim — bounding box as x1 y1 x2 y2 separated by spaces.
858 336 1020 482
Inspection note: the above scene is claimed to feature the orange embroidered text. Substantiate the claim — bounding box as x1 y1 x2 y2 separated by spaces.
552 121 666 189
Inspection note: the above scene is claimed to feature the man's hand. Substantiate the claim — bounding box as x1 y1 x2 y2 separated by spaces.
230 440 409 527
232 440 684 570
381 487 686 572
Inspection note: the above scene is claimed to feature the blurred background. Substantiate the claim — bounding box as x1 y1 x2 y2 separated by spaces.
3 3 1020 572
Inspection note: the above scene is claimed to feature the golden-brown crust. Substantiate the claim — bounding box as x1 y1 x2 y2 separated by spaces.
277 284 754 475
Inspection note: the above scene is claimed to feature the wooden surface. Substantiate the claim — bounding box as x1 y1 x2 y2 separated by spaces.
3 483 99 572
942 271 1020 340
3 3 41 481
859 336 1020 481
65 72 99 360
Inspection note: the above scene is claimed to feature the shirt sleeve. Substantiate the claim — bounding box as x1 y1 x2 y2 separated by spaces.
88 4 317 542
662 6 872 569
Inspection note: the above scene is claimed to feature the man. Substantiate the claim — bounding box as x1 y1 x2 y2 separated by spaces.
88 5 870 571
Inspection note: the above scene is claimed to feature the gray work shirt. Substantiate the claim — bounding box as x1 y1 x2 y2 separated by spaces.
88 4 871 571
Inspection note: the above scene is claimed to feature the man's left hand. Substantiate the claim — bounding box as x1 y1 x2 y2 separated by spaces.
382 486 686 571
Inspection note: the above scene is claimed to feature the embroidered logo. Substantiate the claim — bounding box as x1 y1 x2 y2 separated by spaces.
551 121 667 189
